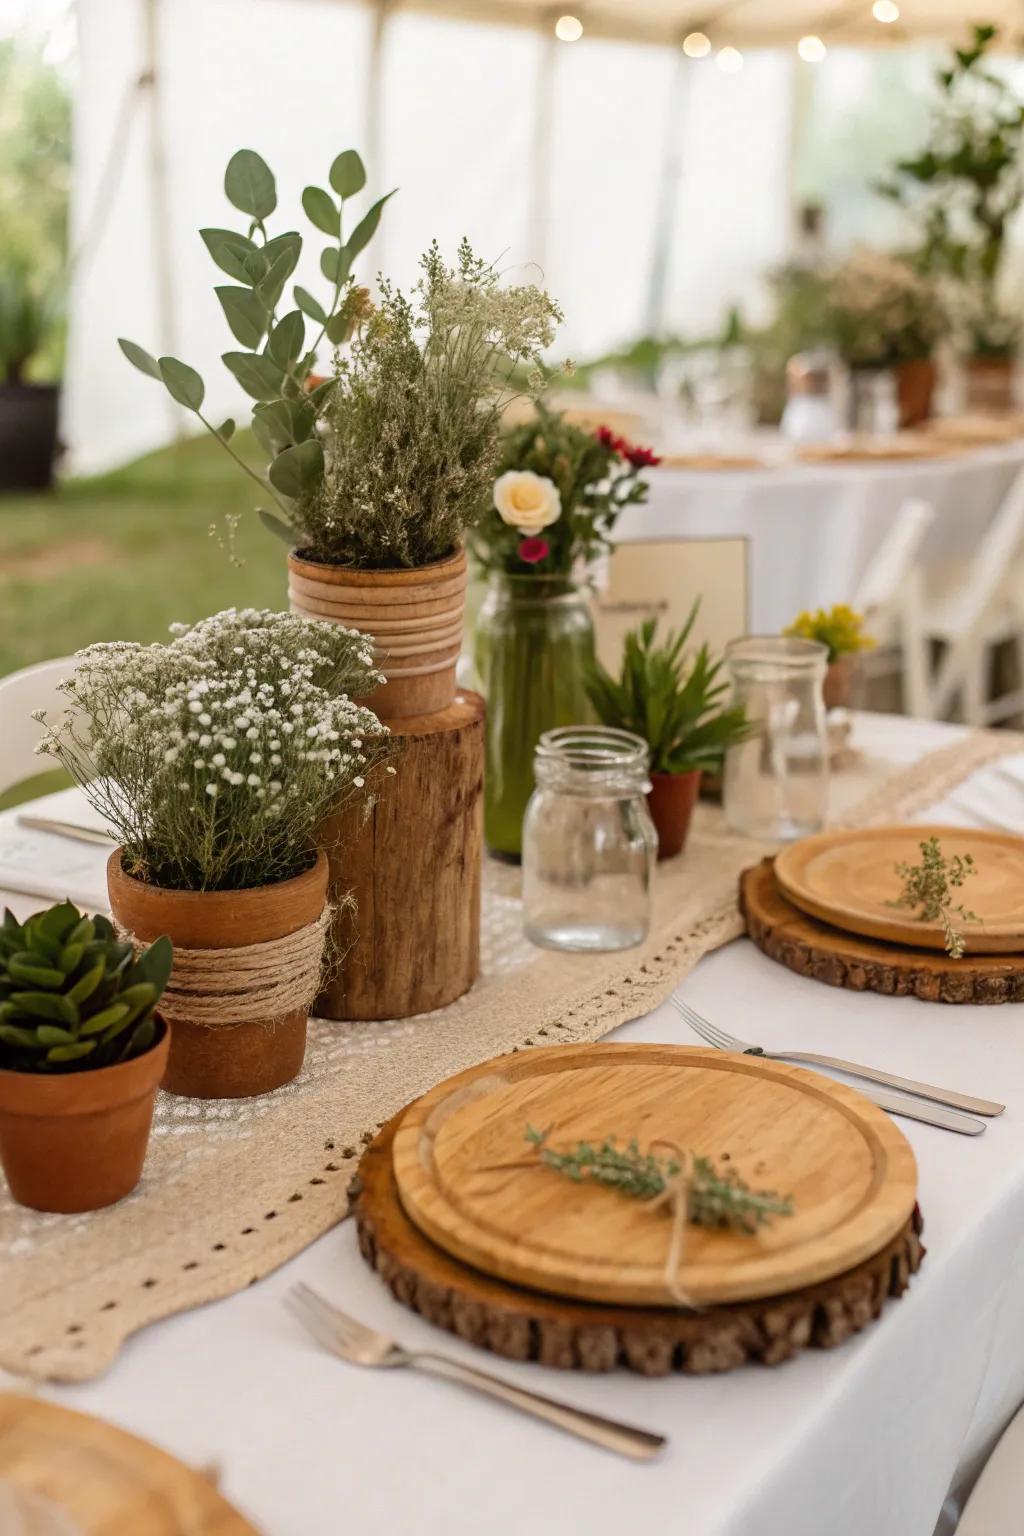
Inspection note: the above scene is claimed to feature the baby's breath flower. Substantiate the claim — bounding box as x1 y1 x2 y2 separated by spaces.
33 610 390 893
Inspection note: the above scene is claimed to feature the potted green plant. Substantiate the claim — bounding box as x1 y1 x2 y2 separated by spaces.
0 261 60 491
584 610 752 859
824 249 947 427
0 901 171 1212
289 240 563 718
469 404 656 857
35 609 390 1098
878 25 1024 403
784 603 875 709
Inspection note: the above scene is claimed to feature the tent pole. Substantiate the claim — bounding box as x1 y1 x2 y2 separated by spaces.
365 1 390 193
142 0 182 440
644 48 690 338
528 21 557 278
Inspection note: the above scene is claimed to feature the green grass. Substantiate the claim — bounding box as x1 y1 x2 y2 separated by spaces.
0 430 286 676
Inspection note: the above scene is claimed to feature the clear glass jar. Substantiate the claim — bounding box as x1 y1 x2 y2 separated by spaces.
522 726 657 952
474 575 595 860
723 636 829 841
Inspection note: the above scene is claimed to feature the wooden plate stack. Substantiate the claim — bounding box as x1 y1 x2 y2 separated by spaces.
354 1043 926 1375
743 826 1024 1004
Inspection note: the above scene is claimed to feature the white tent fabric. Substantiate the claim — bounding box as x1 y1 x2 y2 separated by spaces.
65 0 796 473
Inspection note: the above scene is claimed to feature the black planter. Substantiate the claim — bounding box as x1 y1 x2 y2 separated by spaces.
0 382 59 492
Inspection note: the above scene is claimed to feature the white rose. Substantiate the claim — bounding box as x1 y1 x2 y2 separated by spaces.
493 471 561 534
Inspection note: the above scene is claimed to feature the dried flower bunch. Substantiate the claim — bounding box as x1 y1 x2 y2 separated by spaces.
35 609 391 893
784 604 875 664
825 248 947 369
0 902 171 1074
298 239 563 569
526 1127 793 1235
585 608 752 777
469 403 657 576
890 835 979 958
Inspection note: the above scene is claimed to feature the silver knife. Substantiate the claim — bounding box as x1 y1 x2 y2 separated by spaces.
859 1083 986 1136
771 1049 1003 1118
16 815 115 847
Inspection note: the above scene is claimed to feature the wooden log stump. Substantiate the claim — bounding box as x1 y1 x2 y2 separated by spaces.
741 858 1024 1004
352 1113 926 1376
317 690 484 1021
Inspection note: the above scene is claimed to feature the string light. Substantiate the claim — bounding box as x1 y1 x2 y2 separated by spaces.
682 31 712 58
716 46 743 73
872 0 900 20
554 14 583 41
797 34 826 62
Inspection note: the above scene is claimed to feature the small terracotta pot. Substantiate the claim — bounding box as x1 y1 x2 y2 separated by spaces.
0 1025 169 1212
107 851 329 1100
823 655 858 710
646 769 701 860
965 356 1015 413
896 357 937 428
288 547 468 719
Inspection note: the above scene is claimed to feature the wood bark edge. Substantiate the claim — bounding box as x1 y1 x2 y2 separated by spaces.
352 1116 926 1376
741 858 1024 1005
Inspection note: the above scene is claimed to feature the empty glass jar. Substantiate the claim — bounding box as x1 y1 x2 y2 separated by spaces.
522 726 657 952
723 637 829 841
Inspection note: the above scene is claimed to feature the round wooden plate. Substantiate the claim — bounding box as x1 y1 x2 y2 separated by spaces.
391 1043 917 1307
741 858 1024 1003
775 825 1024 954
356 1115 926 1375
0 1395 259 1535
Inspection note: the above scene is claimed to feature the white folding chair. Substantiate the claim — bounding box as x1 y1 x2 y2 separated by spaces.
0 656 75 796
924 465 1024 725
851 498 936 718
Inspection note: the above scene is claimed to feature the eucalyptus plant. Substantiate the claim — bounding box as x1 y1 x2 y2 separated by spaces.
119 147 393 542
585 608 752 777
877 25 1024 352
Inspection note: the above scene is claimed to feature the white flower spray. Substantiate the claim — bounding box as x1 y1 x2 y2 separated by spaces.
35 608 391 892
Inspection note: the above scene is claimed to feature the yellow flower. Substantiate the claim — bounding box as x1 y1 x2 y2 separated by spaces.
784 604 875 663
493 470 561 534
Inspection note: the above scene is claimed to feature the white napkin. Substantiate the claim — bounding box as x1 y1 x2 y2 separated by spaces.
0 787 112 912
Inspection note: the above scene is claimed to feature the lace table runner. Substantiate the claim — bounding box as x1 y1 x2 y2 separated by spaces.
3 728 1020 1382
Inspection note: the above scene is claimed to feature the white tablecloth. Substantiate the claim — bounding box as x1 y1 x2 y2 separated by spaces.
615 442 1024 632
4 714 1024 1536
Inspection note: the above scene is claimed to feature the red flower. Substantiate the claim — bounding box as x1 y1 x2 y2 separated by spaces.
518 536 550 565
624 443 661 468
596 424 625 455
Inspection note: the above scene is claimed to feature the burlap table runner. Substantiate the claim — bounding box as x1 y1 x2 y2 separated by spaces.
3 728 1020 1382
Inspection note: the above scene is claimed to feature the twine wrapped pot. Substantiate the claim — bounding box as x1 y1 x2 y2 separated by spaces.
107 851 329 1100
287 548 468 720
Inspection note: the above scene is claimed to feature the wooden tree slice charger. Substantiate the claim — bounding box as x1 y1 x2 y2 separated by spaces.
0 1394 258 1534
774 825 1024 954
742 858 1024 1004
390 1043 917 1307
354 1114 926 1376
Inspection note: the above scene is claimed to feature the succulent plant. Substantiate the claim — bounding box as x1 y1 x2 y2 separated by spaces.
0 901 172 1074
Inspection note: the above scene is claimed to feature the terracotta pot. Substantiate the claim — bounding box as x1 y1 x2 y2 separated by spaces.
646 769 701 860
965 356 1016 413
0 1025 169 1212
896 357 937 428
288 547 468 719
107 851 329 1099
823 655 859 710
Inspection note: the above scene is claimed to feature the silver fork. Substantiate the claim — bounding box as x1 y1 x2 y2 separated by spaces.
672 996 1001 1130
286 1283 666 1461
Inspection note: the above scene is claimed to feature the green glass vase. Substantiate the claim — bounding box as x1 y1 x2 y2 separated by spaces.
475 574 595 860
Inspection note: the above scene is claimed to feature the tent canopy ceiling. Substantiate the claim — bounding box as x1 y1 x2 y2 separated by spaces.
383 0 1023 49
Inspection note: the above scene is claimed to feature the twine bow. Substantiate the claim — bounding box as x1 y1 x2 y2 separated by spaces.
643 1139 700 1309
